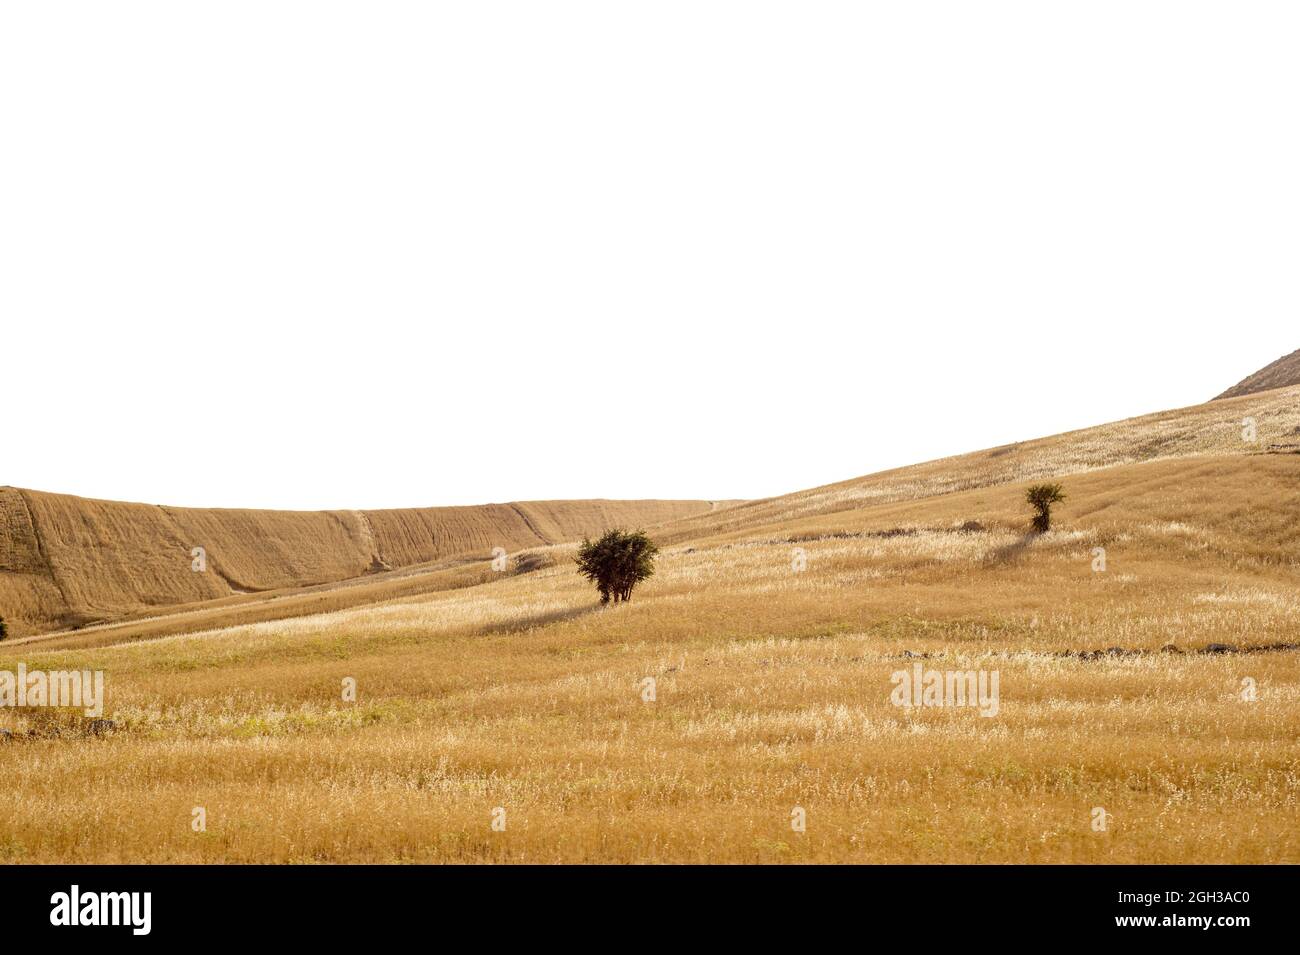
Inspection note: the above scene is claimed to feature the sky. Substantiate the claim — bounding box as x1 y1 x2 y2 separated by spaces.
2 2 1297 510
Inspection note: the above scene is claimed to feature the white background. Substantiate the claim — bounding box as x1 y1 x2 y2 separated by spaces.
2 2 1296 510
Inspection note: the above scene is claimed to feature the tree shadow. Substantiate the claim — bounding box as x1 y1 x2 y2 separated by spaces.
984 531 1042 565
478 602 605 637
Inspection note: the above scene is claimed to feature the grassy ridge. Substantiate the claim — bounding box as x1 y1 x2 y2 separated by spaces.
0 491 719 637
657 383 1300 544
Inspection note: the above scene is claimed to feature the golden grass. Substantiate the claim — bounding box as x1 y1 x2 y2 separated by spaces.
0 451 1295 863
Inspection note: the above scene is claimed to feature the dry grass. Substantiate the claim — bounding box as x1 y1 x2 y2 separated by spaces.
0 445 1296 863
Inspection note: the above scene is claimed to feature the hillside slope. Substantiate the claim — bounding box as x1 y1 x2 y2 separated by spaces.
5 452 1296 861
3 387 1297 863
656 383 1300 545
15 384 1299 653
1215 347 1300 400
0 490 719 636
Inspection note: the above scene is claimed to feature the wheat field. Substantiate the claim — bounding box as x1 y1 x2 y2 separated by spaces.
0 390 1297 863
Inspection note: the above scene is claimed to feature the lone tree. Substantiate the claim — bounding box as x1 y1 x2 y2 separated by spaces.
575 529 658 604
0 616 7 641
1025 483 1066 533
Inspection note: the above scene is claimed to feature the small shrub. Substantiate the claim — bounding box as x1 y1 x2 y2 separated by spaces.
1025 483 1066 533
513 552 556 575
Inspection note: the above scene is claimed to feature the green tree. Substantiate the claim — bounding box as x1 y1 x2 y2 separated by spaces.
575 529 658 604
1025 483 1066 533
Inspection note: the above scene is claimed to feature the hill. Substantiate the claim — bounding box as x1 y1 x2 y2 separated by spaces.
658 381 1300 544
13 383 1300 652
0 491 721 637
1 385 1297 863
1215 347 1300 400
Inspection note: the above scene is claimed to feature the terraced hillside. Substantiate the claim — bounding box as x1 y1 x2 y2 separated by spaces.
0 491 719 637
